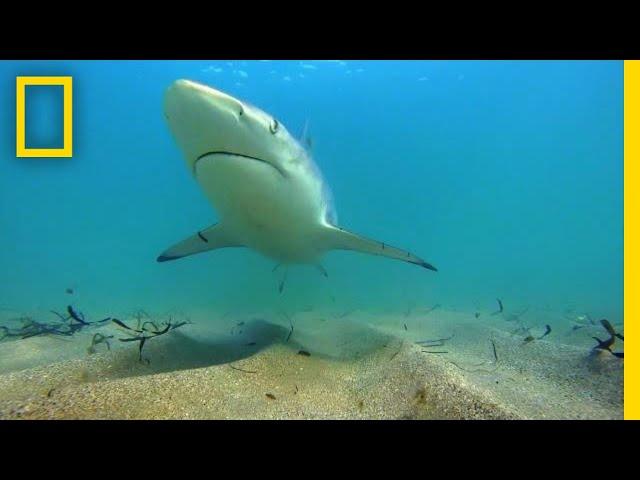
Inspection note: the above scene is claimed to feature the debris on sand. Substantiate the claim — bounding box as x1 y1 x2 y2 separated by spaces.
112 316 190 363
1 306 110 341
447 338 500 373
87 333 114 355
229 364 257 374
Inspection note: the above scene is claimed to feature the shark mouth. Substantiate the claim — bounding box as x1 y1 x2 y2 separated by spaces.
194 151 286 177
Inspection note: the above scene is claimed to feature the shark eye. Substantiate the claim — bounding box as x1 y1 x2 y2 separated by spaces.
269 118 279 134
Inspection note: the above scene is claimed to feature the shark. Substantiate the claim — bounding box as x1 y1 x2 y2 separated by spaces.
157 79 437 278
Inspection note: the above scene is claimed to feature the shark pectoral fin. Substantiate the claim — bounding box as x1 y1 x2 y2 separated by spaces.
320 225 437 272
157 223 243 262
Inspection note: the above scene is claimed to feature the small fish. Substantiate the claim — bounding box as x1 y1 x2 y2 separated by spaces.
490 339 498 363
537 324 552 340
404 304 414 318
592 319 624 359
67 305 88 325
491 298 504 316
601 319 624 341
278 268 288 294
416 334 454 346
284 314 294 343
337 309 356 319
245 342 257 346
298 350 311 356
592 335 614 351
423 303 441 315
265 393 276 400
403 323 408 331
474 312 480 319
523 335 535 344
112 318 143 333
65 288 74 295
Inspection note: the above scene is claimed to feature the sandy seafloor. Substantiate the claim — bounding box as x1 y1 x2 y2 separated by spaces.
0 306 623 420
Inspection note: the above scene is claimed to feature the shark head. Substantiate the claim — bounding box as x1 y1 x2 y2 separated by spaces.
164 79 301 177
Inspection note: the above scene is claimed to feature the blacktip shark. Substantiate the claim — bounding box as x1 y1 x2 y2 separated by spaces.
158 79 437 279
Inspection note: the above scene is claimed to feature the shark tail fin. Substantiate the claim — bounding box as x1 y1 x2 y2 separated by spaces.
157 223 243 262
319 224 437 272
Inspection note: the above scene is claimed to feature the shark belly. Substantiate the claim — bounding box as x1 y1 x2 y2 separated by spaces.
195 154 324 264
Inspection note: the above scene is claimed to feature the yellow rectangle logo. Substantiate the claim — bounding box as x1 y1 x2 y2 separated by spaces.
625 60 638 419
16 76 73 158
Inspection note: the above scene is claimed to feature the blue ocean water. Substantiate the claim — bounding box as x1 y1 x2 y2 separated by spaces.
0 60 623 324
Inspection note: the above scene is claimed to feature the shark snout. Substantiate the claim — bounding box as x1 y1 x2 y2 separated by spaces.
164 79 243 120
164 79 252 170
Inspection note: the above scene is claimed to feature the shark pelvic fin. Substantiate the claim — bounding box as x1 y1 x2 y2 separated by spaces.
320 224 437 272
157 223 243 262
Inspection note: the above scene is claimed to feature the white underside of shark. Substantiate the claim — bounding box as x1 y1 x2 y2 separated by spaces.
158 79 436 274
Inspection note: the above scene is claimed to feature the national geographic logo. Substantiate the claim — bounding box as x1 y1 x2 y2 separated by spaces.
15 76 73 157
